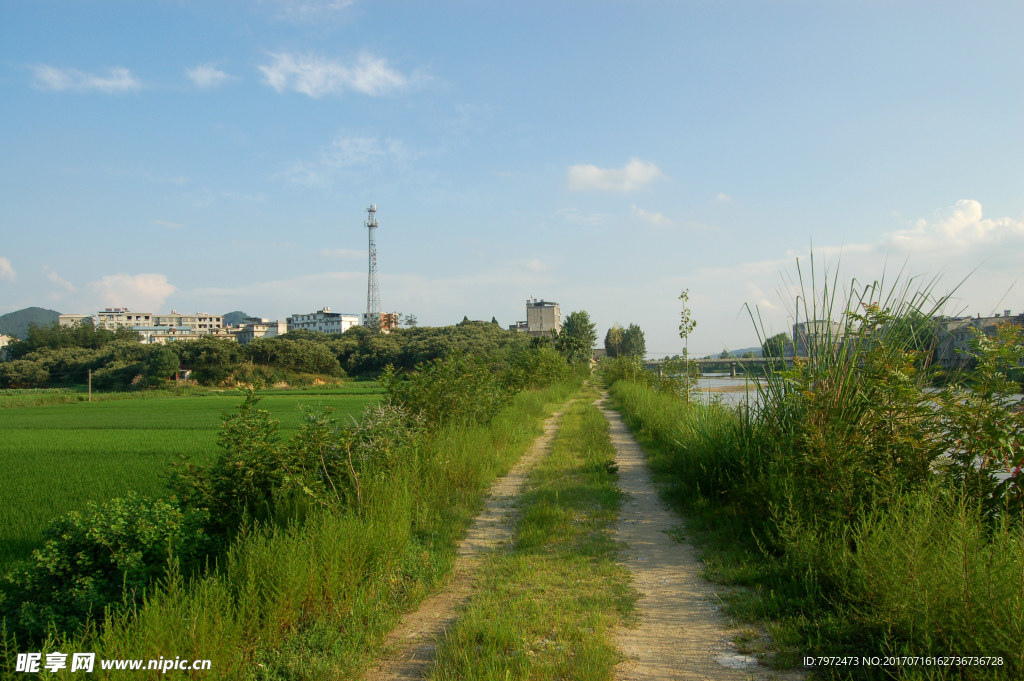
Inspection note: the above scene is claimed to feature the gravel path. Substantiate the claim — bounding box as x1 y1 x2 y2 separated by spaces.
600 396 789 681
363 406 567 681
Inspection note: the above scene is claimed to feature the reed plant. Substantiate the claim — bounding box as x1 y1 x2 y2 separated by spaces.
606 263 1024 679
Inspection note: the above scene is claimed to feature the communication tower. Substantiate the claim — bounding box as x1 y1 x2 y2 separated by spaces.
365 204 381 328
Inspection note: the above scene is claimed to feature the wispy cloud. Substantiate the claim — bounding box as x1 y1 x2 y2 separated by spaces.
186 64 233 89
260 0 355 20
0 257 16 282
556 207 609 226
319 248 366 259
32 65 142 93
258 52 408 98
567 158 665 193
43 266 75 293
715 193 731 203
523 259 547 272
152 220 185 230
631 205 673 227
282 134 412 187
87 273 177 311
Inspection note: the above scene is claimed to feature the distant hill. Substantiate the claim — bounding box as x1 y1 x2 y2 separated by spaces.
223 311 251 326
0 307 60 339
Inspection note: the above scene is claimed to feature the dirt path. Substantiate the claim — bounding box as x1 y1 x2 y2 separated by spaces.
599 396 786 681
363 406 568 681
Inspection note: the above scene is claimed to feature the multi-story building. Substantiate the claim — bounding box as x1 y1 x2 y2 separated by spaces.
0 334 11 360
791 320 844 356
360 312 400 333
510 299 561 337
934 310 1023 370
289 307 361 334
89 308 228 344
58 313 92 327
234 318 288 345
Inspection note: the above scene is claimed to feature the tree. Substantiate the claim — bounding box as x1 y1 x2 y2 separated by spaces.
604 325 624 358
621 324 646 358
144 347 181 382
762 332 790 358
678 289 696 353
556 310 597 364
403 314 418 328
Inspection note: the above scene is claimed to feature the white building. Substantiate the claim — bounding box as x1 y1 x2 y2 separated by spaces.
0 334 11 360
89 308 229 344
234 318 288 345
288 307 360 334
58 313 92 327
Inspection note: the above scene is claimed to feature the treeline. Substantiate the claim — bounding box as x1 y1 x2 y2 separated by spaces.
1 340 585 674
605 285 1024 678
0 319 545 389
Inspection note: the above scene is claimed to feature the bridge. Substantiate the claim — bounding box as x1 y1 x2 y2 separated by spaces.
645 357 798 377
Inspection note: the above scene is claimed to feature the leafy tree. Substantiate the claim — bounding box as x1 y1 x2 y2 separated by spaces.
556 310 597 364
403 314 418 328
621 324 646 358
5 320 139 360
175 337 241 385
604 325 624 358
761 332 791 358
0 360 49 388
145 347 181 382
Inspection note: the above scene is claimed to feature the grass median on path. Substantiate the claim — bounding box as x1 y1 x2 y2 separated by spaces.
429 387 636 681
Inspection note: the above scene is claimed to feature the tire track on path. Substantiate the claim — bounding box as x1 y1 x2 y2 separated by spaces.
363 404 569 681
600 395 791 681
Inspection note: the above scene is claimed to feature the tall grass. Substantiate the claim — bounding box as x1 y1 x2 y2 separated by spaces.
1 379 580 680
607 266 1024 679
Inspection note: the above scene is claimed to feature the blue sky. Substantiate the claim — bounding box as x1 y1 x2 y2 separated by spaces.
1 1 1022 355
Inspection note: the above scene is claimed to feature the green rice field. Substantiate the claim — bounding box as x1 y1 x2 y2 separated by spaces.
0 387 382 570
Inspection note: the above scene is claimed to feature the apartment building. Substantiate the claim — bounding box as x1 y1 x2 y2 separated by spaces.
935 310 1023 369
86 308 228 344
235 318 288 345
58 313 92 327
288 307 361 334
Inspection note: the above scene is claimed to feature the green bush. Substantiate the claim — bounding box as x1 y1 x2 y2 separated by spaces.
381 352 510 428
0 493 213 639
0 360 49 388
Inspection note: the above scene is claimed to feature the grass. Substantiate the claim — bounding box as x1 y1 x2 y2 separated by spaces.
0 391 381 570
429 385 636 681
609 379 1024 680
2 379 583 680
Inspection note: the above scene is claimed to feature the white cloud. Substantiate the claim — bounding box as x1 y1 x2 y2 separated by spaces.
282 134 411 187
524 259 547 272
716 193 731 203
87 273 177 311
692 200 1024 348
152 220 185 230
567 158 665 193
43 266 75 293
258 52 408 98
631 205 673 227
32 65 141 93
0 257 16 282
319 248 366 259
260 0 355 20
556 208 609 225
186 64 233 89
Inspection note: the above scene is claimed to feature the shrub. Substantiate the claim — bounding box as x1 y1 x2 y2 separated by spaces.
381 352 509 428
0 360 49 388
1 493 212 639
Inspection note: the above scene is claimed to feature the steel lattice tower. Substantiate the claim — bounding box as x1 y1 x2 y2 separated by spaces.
364 204 380 328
